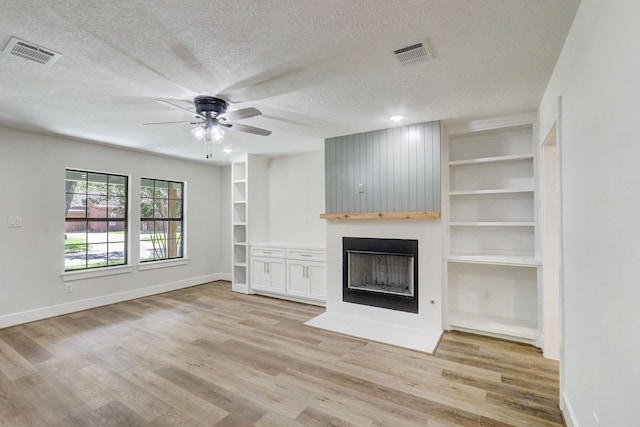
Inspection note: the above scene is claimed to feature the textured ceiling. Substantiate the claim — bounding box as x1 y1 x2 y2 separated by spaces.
0 0 580 164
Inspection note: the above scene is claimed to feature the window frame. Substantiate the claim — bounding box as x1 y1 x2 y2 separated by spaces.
64 169 129 272
139 177 185 263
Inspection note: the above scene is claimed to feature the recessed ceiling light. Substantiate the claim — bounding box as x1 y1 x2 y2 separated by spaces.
222 148 233 154
390 115 405 122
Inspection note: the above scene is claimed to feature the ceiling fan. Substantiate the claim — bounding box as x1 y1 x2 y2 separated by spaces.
145 96 272 158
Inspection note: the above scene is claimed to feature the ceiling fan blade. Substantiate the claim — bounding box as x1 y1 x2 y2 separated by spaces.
217 107 261 122
226 122 272 136
143 120 196 125
155 99 205 119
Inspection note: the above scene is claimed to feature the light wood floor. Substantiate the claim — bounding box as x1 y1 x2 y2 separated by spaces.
0 281 563 427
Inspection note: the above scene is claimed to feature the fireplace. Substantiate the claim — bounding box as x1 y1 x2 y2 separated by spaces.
343 237 418 313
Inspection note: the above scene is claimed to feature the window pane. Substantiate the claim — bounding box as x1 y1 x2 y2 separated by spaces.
108 180 126 197
169 182 183 199
65 220 87 237
154 180 168 198
108 222 125 242
65 244 87 270
108 255 125 266
108 242 126 265
87 223 109 243
66 195 87 218
108 196 127 218
89 243 108 268
154 198 168 218
66 170 86 182
167 239 182 258
139 197 153 219
87 199 108 218
87 173 108 195
166 198 181 219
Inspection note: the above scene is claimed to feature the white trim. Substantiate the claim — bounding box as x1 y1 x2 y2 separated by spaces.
0 273 226 329
561 391 578 427
138 258 189 271
61 265 133 282
444 112 537 135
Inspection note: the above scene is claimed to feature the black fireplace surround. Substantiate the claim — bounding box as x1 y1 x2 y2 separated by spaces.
343 237 419 313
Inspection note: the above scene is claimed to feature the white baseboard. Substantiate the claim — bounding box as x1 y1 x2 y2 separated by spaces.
561 391 578 427
0 273 227 329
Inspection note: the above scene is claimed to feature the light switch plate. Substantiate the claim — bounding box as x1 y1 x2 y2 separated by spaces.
8 216 22 227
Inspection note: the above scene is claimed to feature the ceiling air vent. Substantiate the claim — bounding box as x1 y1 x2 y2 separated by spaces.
393 41 432 65
2 36 62 67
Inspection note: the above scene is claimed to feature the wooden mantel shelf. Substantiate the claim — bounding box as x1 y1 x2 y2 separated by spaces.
320 212 441 220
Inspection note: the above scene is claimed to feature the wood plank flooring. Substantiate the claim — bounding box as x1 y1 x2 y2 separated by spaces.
0 281 563 426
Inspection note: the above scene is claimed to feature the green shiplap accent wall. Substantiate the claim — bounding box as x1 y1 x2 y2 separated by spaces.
325 121 440 214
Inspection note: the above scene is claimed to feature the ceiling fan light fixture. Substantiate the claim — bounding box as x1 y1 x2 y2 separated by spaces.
207 126 224 143
191 125 206 140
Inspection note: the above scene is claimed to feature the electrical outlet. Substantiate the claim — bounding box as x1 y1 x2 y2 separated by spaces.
65 282 73 293
593 412 600 427
484 290 491 299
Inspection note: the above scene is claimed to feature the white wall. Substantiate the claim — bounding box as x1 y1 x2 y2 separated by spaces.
0 127 225 327
267 151 326 246
539 1 640 425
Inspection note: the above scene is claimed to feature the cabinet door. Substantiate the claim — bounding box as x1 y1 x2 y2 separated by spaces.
287 261 307 298
250 258 269 291
307 262 327 301
267 258 286 294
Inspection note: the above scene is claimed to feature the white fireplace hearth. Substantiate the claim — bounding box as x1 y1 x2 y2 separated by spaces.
305 219 442 353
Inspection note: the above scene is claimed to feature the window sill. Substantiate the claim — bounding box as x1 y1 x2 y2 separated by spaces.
138 258 189 271
61 265 134 282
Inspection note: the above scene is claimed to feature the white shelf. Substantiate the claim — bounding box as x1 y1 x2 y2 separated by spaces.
448 310 538 340
234 242 247 246
446 255 539 267
445 117 539 346
233 179 247 184
234 200 246 204
449 221 534 227
234 262 247 267
449 188 534 196
233 222 247 226
449 154 533 166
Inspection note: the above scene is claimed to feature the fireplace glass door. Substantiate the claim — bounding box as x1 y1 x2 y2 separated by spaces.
347 252 414 297
342 237 418 313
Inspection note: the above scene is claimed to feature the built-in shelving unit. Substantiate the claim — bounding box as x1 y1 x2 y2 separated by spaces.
230 154 269 294
443 115 540 345
231 159 248 292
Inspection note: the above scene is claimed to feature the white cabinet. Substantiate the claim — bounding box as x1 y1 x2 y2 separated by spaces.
444 115 540 346
286 249 327 301
250 244 326 305
250 247 286 294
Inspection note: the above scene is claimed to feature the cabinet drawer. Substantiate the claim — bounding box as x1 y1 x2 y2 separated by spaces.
251 247 286 258
286 249 326 262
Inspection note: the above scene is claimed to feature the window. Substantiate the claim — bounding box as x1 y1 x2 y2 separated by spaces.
140 178 184 262
65 170 128 271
